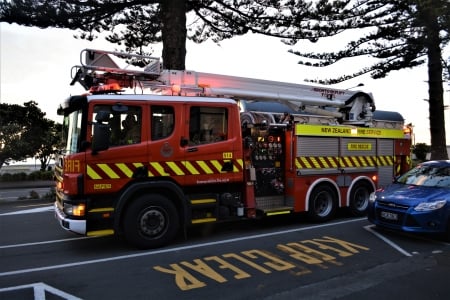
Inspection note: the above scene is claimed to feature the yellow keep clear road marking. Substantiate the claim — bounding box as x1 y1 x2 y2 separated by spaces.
153 234 370 291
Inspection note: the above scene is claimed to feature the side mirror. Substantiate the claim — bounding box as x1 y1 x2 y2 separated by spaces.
92 123 110 154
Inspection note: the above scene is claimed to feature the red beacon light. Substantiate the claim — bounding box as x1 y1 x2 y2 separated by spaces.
171 84 181 95
89 83 123 94
403 124 412 138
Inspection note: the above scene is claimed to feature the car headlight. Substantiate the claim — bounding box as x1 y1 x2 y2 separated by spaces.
414 200 446 211
369 192 377 203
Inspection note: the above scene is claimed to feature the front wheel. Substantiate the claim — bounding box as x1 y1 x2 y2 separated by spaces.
308 184 337 222
123 194 179 249
349 181 373 217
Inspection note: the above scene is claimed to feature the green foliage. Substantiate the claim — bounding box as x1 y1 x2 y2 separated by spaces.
412 143 431 162
0 0 313 69
0 101 61 169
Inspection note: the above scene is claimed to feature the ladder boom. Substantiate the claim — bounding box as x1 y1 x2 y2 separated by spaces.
69 48 376 125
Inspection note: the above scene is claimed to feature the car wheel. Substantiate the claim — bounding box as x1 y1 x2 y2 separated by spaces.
123 194 179 249
308 184 337 222
349 181 373 217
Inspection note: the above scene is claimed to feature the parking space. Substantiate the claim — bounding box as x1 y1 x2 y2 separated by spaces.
1 199 449 300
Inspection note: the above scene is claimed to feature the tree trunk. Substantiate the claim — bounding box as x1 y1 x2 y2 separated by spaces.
160 0 187 70
423 2 448 160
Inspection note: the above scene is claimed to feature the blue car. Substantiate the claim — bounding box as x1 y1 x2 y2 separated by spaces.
368 160 450 241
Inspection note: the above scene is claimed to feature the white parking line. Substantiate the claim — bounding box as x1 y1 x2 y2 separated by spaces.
0 236 96 249
0 217 365 277
0 205 53 216
364 225 412 257
0 282 82 300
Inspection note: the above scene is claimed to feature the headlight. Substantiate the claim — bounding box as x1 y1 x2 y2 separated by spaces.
369 192 377 203
64 203 86 216
414 200 446 211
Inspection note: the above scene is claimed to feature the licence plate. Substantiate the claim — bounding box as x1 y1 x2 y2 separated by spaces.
381 211 398 221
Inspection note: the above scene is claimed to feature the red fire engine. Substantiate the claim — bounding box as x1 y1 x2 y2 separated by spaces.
54 49 412 248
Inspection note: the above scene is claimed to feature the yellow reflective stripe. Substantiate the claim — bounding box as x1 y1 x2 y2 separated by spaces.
210 160 223 173
150 162 169 176
378 156 387 166
116 163 133 178
89 207 114 213
166 161 185 175
97 163 120 179
343 157 352 166
309 157 321 168
196 161 213 174
327 156 338 168
237 159 244 169
318 157 328 168
357 156 368 167
266 210 291 216
87 165 101 179
191 218 217 224
184 160 200 175
87 229 114 236
300 157 312 168
350 156 361 167
295 124 405 138
191 199 216 204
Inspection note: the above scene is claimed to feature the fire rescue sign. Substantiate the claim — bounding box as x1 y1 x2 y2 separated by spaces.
347 143 372 151
295 124 405 139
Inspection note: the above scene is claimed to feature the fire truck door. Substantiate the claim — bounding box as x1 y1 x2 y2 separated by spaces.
183 104 242 186
85 103 148 195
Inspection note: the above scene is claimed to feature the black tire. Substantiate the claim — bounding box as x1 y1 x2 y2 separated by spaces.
349 181 373 217
308 184 337 222
123 194 179 249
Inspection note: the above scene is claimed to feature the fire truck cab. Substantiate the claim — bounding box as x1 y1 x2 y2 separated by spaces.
54 49 412 248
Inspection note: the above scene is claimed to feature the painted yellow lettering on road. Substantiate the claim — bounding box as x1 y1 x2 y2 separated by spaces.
153 264 206 291
153 236 370 291
277 242 340 269
241 250 296 271
205 256 250 279
302 236 369 257
222 253 271 274
180 259 227 283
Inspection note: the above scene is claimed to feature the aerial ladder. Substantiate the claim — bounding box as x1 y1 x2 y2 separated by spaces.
71 49 379 127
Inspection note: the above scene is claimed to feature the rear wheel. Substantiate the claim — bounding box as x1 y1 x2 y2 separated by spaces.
308 184 337 222
349 181 373 217
123 194 179 249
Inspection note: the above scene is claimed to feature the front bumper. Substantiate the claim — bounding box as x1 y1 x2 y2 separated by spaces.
54 202 86 235
367 202 448 234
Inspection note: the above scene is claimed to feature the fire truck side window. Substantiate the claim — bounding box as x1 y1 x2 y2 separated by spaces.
189 106 228 145
151 106 174 140
92 105 142 146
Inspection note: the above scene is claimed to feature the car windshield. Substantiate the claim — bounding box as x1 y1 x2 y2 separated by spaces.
397 164 450 188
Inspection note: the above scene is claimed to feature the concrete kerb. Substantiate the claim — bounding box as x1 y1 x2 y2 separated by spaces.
0 180 54 190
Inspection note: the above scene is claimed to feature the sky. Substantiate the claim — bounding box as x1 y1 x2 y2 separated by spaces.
1 23 450 146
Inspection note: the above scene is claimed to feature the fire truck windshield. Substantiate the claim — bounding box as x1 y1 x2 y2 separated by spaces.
63 109 83 154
